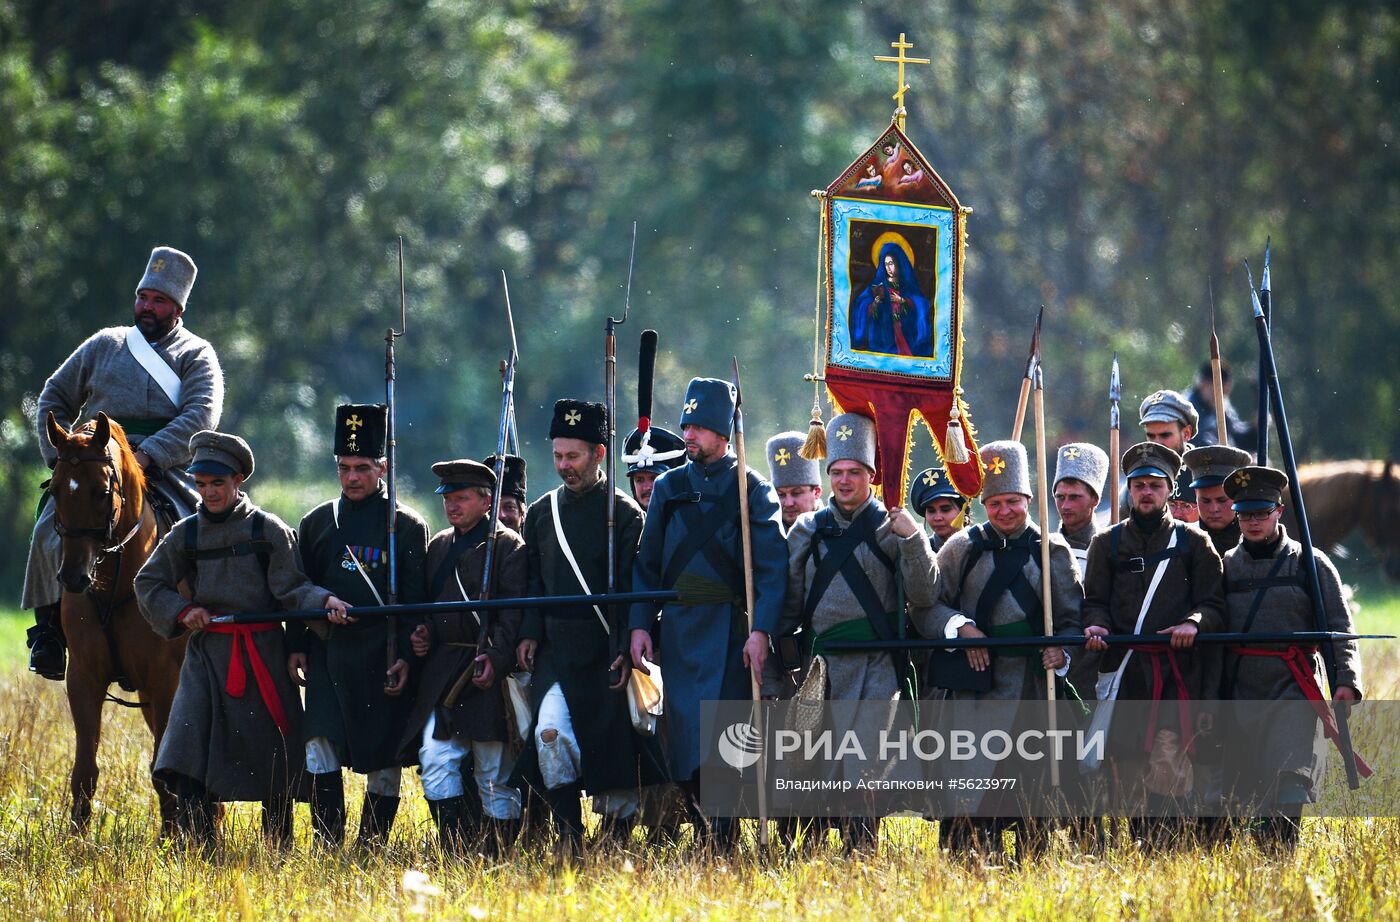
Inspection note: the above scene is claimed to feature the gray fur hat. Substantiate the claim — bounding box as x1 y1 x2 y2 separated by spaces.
766 431 821 488
979 440 1032 499
187 430 254 480
1053 442 1110 500
825 413 876 472
135 246 197 307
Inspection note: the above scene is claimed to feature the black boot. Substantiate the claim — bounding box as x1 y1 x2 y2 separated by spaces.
842 816 879 855
173 777 216 848
427 796 469 854
598 813 637 851
27 603 66 681
483 818 522 858
310 772 345 847
545 784 584 859
262 793 294 849
356 793 400 848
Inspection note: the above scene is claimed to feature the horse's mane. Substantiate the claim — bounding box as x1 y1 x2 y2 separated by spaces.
70 417 147 495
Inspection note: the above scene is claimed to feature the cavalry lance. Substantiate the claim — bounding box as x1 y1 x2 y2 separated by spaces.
1109 353 1121 525
1247 254 1365 789
211 590 682 625
1209 276 1228 446
822 631 1393 652
1010 305 1042 442
730 356 769 847
604 222 638 686
465 271 520 683
382 237 408 689
1256 238 1272 464
1031 359 1059 787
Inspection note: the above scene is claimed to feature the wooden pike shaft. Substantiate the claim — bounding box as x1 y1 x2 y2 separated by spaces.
1032 376 1060 788
1211 332 1228 445
1109 427 1121 525
1011 378 1032 442
731 360 768 846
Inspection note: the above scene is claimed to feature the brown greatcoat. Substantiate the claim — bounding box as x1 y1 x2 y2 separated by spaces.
134 494 330 801
399 522 527 759
1081 511 1226 747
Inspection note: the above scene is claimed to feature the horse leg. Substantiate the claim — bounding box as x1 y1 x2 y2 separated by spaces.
66 671 105 832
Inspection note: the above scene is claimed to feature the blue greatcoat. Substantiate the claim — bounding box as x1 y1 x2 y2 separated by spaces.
629 451 787 781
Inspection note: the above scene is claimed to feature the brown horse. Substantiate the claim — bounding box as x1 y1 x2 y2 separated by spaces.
45 411 187 832
1285 459 1400 580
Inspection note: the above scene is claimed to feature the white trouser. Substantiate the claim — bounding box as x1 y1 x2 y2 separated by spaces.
305 737 402 797
418 712 522 820
536 682 639 819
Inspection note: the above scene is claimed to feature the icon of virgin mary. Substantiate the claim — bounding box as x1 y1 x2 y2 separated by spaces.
849 240 934 358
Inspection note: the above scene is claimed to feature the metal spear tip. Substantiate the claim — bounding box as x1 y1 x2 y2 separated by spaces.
1243 259 1265 319
1109 353 1121 402
731 355 743 405
1262 237 1272 292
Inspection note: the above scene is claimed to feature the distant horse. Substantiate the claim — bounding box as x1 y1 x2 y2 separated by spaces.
1286 459 1400 580
45 411 187 832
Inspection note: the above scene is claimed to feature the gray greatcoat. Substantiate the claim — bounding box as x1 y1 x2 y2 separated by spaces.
135 494 326 801
930 521 1084 702
770 494 938 701
1220 528 1363 802
26 321 223 608
928 520 1083 812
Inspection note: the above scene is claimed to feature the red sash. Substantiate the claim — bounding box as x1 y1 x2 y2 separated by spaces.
204 621 291 736
1129 645 1195 755
1231 645 1372 778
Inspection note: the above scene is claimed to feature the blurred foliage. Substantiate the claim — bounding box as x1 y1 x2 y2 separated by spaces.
1 0 1397 597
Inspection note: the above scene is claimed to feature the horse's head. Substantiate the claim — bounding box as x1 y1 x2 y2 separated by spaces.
46 412 144 594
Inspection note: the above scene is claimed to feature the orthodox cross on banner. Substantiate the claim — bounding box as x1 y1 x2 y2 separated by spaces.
873 32 930 130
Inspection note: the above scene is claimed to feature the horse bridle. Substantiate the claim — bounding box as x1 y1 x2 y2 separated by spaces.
51 448 144 555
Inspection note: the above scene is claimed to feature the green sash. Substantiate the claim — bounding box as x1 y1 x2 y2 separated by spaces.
812 617 919 705
987 619 1038 657
112 416 173 438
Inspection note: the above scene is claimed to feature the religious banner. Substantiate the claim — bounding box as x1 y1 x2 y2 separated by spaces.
807 35 984 504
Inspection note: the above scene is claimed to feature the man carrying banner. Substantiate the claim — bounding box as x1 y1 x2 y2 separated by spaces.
289 404 430 848
1219 465 1366 845
25 245 224 680
771 412 938 852
134 431 344 847
515 400 648 857
928 440 1083 852
401 459 527 854
628 377 787 847
1082 442 1225 824
1182 446 1253 556
909 466 970 553
766 430 823 533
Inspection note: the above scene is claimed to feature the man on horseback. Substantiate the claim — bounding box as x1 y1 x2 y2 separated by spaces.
25 245 224 681
288 404 429 849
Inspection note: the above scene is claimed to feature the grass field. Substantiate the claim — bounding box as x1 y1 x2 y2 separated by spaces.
2 582 1399 920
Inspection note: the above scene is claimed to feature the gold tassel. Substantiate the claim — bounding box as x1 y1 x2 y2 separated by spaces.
799 404 827 460
945 396 970 465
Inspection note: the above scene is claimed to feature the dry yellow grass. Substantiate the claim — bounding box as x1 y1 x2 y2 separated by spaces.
1 613 1397 920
